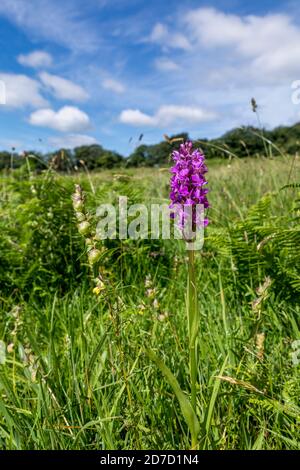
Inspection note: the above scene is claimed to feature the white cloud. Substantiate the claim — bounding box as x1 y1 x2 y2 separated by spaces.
29 106 91 132
0 0 100 52
155 57 179 71
102 78 125 94
39 72 89 102
184 8 300 79
119 109 155 126
150 23 167 42
149 22 191 50
119 105 216 127
17 50 52 68
0 73 47 108
49 133 97 148
157 105 217 126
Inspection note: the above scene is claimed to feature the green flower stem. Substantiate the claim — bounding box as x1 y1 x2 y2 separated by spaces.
187 248 198 414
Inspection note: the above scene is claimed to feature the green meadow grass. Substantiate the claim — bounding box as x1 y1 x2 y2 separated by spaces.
0 155 299 449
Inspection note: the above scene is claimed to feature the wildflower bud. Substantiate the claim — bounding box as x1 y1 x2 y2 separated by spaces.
85 238 93 246
88 248 101 265
256 332 265 361
7 343 14 353
146 288 156 298
78 221 90 235
72 184 85 211
93 281 105 295
145 274 152 288
158 312 169 321
137 303 146 315
75 212 86 222
73 198 84 212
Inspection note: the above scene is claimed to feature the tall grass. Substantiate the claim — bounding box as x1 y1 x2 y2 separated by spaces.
0 156 299 449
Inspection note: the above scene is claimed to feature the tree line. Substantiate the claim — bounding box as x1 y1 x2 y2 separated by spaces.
1 122 300 171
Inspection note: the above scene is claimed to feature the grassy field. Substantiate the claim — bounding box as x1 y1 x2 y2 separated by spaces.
0 155 299 450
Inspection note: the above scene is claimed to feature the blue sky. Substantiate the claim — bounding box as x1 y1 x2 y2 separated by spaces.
0 0 300 156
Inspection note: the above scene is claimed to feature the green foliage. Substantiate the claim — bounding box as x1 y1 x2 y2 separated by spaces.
207 191 300 299
0 157 299 449
146 348 200 447
47 148 74 172
74 144 123 170
0 151 23 170
0 171 86 298
126 133 189 167
2 123 300 173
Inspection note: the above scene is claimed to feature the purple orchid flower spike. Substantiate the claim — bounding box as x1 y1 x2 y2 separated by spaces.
169 141 209 233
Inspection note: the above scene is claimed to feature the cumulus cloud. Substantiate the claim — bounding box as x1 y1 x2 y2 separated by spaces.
39 72 89 102
29 106 91 132
0 73 47 108
17 50 52 68
119 105 216 127
119 109 155 126
149 22 191 50
184 7 300 79
49 133 97 148
102 78 125 94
